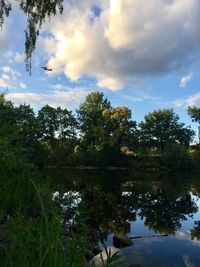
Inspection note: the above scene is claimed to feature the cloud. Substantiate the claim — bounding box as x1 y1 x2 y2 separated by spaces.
0 66 27 90
180 73 193 88
39 0 200 90
6 88 90 110
173 92 200 107
51 84 67 90
0 78 12 88
122 93 161 103
14 53 24 63
19 82 27 89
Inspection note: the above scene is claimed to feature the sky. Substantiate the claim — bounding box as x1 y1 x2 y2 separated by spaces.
0 0 200 141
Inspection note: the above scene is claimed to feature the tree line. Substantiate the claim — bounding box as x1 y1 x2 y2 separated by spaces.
1 91 200 168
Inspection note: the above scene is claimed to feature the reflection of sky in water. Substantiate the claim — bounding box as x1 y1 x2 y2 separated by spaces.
106 193 200 267
49 171 200 267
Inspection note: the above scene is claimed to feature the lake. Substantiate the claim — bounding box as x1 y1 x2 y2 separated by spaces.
46 170 200 267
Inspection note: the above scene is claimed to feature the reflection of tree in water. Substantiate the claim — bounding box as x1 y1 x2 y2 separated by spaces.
191 221 200 240
51 171 199 245
77 185 137 243
138 191 198 235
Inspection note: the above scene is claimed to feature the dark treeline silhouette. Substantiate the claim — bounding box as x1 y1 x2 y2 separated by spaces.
1 91 200 170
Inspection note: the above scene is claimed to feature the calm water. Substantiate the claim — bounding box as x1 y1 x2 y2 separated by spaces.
46 170 200 267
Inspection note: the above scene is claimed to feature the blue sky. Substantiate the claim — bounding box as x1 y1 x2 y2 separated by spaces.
0 0 200 141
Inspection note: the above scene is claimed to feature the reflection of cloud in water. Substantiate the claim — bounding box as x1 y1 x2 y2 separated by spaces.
122 191 132 197
183 255 197 267
176 231 200 247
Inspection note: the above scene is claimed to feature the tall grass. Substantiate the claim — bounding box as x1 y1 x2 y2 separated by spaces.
0 144 123 267
0 145 87 267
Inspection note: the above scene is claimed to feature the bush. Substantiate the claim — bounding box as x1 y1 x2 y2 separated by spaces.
162 143 191 171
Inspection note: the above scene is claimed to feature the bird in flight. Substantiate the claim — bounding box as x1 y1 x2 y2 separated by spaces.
41 66 52 71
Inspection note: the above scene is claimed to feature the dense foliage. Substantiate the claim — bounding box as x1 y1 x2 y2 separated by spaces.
139 109 195 154
1 91 200 169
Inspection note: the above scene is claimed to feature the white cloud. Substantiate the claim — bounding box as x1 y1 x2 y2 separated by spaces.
173 92 200 107
0 66 27 90
38 0 200 90
19 82 27 89
6 88 90 110
14 52 24 63
180 73 193 88
0 78 12 88
122 92 163 105
51 84 66 90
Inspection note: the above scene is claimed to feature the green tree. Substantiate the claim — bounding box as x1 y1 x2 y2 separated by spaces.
139 109 194 154
0 93 18 145
188 106 200 143
77 92 111 150
56 107 77 147
0 0 64 73
15 104 38 146
37 104 58 147
162 143 191 171
102 106 137 150
15 104 44 164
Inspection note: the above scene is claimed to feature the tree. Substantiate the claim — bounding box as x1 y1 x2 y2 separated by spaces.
0 93 18 144
56 107 77 147
188 106 200 143
77 92 111 150
139 109 194 154
15 104 45 164
102 107 137 150
37 105 58 147
0 0 64 73
15 104 38 147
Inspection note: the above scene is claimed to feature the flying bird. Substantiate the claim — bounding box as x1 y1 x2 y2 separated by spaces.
41 66 52 71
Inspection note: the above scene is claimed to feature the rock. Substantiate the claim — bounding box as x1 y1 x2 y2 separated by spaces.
113 235 133 248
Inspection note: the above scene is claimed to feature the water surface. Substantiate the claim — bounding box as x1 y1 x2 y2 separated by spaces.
47 170 200 266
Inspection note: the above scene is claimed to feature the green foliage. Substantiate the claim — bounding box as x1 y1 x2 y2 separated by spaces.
0 143 87 267
1 92 200 170
77 92 137 162
0 142 38 216
3 182 87 267
191 221 200 240
102 107 137 150
0 0 64 73
37 105 77 151
162 143 191 171
77 92 111 150
139 109 195 153
189 145 200 170
0 94 17 144
188 106 200 123
188 106 200 142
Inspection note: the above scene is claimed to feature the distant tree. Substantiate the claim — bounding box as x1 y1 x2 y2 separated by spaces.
56 107 77 147
0 0 64 72
15 104 45 164
37 105 58 147
15 104 38 146
188 106 200 143
0 93 17 144
191 221 200 240
102 107 137 150
77 92 111 150
139 109 195 153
